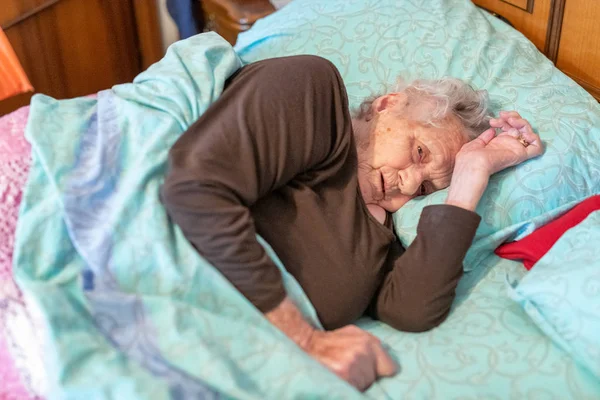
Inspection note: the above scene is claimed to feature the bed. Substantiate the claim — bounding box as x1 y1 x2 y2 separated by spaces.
2 0 599 399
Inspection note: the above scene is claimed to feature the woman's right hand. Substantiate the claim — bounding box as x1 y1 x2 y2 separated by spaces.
305 325 397 391
266 297 397 392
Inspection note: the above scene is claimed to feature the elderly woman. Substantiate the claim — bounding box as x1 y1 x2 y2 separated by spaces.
161 56 542 390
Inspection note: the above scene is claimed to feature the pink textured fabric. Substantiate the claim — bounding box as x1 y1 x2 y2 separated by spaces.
0 335 31 400
0 107 30 275
0 106 43 400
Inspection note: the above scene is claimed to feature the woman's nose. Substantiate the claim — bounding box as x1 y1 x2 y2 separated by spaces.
399 167 422 195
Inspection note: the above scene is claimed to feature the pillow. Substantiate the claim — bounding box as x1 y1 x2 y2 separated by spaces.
235 0 600 270
508 210 600 379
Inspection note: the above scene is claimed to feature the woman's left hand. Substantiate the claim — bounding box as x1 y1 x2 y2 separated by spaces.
457 110 544 176
445 111 544 212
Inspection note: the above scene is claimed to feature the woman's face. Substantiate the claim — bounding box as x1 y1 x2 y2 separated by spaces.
357 95 468 212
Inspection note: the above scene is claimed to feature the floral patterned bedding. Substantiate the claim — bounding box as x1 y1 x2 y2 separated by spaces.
0 106 47 400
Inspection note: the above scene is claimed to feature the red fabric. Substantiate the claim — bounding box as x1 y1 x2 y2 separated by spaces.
495 195 600 270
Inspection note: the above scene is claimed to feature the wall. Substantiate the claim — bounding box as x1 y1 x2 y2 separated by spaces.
156 0 179 51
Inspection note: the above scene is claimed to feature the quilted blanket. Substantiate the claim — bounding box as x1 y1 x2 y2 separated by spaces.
13 33 360 399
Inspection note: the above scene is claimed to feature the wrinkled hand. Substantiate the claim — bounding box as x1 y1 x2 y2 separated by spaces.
305 325 397 391
457 110 543 176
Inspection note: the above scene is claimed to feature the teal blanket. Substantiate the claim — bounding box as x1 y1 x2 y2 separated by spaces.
15 33 357 399
15 30 600 399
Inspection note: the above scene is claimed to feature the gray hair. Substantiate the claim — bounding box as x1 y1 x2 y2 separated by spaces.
353 77 492 140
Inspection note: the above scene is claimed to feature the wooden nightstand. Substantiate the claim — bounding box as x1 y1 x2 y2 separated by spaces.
0 0 163 115
199 0 275 45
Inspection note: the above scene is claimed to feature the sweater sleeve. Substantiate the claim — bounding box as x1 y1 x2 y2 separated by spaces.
161 55 352 313
371 205 481 332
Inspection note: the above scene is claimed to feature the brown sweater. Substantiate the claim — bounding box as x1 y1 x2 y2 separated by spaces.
161 55 481 331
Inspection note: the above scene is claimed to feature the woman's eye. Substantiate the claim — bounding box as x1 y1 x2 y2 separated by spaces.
417 146 423 160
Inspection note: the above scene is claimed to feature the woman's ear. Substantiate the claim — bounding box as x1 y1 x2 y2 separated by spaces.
371 92 406 115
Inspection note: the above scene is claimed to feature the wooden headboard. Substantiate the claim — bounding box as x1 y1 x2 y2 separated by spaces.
473 0 600 101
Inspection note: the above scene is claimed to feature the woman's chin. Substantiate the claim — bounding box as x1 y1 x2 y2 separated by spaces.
379 196 412 213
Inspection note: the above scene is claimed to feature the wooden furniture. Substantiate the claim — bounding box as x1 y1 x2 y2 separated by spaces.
0 0 163 116
473 0 600 100
199 0 275 45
